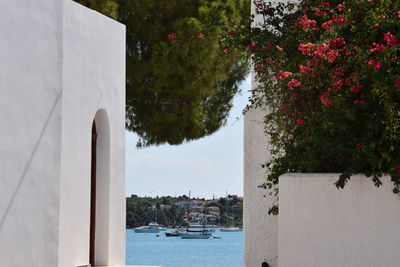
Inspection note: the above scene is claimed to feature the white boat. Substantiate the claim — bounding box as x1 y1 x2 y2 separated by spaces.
133 222 160 233
165 229 183 237
180 228 213 239
158 226 168 231
219 227 242 232
180 231 212 239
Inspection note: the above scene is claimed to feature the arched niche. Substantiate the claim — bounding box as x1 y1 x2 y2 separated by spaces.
90 109 111 266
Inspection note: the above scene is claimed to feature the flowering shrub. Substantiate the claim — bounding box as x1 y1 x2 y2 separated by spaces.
226 0 400 213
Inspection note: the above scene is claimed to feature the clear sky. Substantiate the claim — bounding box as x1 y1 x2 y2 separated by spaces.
125 75 251 199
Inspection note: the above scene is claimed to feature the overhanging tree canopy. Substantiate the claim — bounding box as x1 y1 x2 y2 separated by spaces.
74 0 118 19
76 0 250 147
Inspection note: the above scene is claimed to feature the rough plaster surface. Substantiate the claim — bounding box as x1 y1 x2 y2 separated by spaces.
279 174 400 267
243 64 278 267
243 4 279 266
243 4 279 264
0 1 63 266
243 106 278 267
0 1 126 267
59 2 125 266
244 1 306 266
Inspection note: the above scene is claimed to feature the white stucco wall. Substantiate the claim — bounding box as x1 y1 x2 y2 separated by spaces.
58 1 126 267
243 3 279 266
0 1 63 266
279 174 400 267
0 1 125 267
243 106 278 267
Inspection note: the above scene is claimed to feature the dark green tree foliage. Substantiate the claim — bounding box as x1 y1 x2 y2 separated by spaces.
119 0 250 146
75 0 250 146
74 0 118 19
125 195 243 228
126 195 188 228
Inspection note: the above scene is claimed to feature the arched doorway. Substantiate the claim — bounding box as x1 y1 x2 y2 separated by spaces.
89 109 111 266
90 121 97 265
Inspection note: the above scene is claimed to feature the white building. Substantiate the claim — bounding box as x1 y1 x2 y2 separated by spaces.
175 200 205 209
244 2 400 267
0 1 126 266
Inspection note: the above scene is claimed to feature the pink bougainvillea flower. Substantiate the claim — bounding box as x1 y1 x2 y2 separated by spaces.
168 33 176 39
322 20 334 31
332 15 346 25
391 58 397 62
296 119 305 125
343 48 352 56
337 3 345 11
275 71 293 80
297 15 317 29
306 57 322 69
320 94 333 107
265 57 273 64
299 65 311 74
290 93 299 101
254 3 263 9
299 43 315 55
350 84 362 93
395 76 400 91
263 43 272 50
197 33 204 39
333 79 344 90
368 60 382 70
320 1 331 7
373 24 379 30
247 42 257 51
345 77 353 85
355 142 368 150
276 45 284 51
227 30 236 35
223 48 230 53
278 103 287 112
397 11 400 18
384 32 398 46
327 49 340 63
370 43 386 52
353 99 366 105
287 79 302 89
395 165 400 173
316 44 329 57
334 67 346 77
315 9 324 16
330 38 345 48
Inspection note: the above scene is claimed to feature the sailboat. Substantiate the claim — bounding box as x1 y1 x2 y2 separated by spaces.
180 228 212 239
133 204 161 233
219 226 241 232
179 190 212 239
133 222 160 233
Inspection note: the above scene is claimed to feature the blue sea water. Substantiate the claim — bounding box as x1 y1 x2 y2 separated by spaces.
126 229 243 267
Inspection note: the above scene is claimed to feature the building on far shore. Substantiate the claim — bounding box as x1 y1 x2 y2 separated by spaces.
175 200 205 209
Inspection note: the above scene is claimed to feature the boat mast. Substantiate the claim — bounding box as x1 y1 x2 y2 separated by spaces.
187 190 191 231
155 204 158 223
226 191 231 227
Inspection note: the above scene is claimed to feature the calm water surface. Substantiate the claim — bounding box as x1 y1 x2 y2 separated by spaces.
126 229 243 267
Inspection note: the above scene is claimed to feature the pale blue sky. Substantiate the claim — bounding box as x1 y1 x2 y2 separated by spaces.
125 75 251 199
